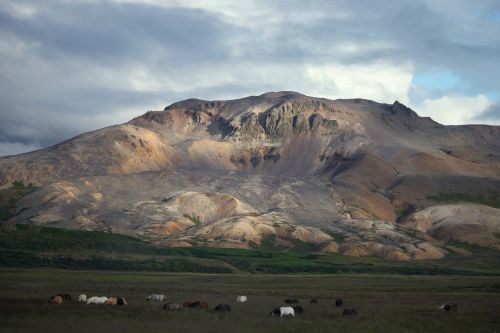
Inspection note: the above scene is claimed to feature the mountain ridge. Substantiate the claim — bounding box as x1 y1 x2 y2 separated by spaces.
1 91 499 261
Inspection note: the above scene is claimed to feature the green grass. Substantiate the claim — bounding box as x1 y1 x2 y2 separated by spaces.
259 234 282 251
183 213 202 225
428 191 500 209
1 225 499 276
0 225 230 273
0 269 499 333
448 241 486 252
0 224 173 253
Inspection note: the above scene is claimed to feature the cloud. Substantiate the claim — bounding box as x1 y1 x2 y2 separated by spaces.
305 62 413 103
0 0 499 156
0 142 41 157
413 94 494 125
473 102 500 123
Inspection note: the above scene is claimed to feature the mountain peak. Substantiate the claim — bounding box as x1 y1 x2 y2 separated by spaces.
258 91 305 98
1 92 499 261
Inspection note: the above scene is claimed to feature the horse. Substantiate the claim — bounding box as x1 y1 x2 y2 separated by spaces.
271 306 294 318
163 303 182 311
49 295 63 304
236 295 247 303
215 304 232 312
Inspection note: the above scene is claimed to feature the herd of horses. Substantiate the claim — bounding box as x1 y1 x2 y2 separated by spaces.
48 294 127 305
48 293 459 317
48 293 354 317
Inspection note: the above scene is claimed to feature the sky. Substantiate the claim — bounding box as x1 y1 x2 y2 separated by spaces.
0 0 499 156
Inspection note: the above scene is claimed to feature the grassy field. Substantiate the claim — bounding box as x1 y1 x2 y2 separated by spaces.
0 269 499 333
2 222 499 332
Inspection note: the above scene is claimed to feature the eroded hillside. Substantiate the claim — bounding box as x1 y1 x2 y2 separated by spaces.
1 91 499 260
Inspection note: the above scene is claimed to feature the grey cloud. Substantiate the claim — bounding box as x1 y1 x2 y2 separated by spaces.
474 102 500 122
0 1 235 64
0 0 499 156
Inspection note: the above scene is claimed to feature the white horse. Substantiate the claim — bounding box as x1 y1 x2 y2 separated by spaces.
146 294 166 302
236 295 247 303
87 296 108 305
271 306 294 317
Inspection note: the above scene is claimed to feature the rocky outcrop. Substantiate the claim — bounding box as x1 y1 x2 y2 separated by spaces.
234 101 338 139
400 204 500 250
239 112 265 138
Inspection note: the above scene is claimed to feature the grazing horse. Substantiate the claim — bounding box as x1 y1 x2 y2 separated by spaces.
310 298 318 304
335 299 343 307
236 295 247 303
146 294 166 302
439 303 459 312
183 301 208 309
163 303 182 311
57 294 72 301
78 294 87 302
292 306 304 315
87 296 108 305
343 308 357 316
270 308 281 316
271 306 294 318
106 297 118 305
117 297 128 305
284 299 299 305
49 295 63 304
214 304 232 312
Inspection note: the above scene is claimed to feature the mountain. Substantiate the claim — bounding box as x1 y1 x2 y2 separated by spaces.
1 91 499 261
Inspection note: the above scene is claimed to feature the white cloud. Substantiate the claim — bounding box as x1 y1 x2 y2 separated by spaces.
413 94 493 125
304 62 413 103
109 60 414 104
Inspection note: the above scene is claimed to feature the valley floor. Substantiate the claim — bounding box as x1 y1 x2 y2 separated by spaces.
0 269 499 333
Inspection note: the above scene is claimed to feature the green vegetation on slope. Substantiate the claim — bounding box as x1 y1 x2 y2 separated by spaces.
428 191 500 209
183 212 202 225
1 225 499 275
0 225 231 273
0 224 174 254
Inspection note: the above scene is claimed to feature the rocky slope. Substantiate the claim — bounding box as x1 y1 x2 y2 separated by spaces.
1 91 499 260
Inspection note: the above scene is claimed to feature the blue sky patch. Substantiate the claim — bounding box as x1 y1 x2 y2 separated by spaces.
412 71 460 91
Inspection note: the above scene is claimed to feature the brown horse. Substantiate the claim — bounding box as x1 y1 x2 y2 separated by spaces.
182 301 208 309
106 297 118 305
49 295 63 304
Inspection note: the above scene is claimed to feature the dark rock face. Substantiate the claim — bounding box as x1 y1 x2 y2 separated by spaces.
239 113 265 138
260 104 296 137
237 102 337 139
230 147 281 168
308 113 337 131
